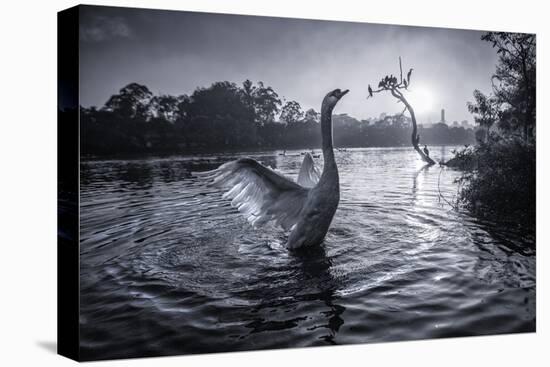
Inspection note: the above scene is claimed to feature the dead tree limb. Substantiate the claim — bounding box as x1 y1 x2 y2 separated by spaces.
367 57 436 165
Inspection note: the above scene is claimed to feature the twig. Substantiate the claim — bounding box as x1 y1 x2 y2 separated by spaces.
399 57 403 83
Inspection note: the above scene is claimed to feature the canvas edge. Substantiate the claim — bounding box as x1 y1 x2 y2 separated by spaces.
57 4 81 362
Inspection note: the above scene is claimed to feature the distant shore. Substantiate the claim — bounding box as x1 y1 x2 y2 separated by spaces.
79 144 465 161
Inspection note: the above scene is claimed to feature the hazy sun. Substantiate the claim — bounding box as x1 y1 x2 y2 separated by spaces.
407 86 434 114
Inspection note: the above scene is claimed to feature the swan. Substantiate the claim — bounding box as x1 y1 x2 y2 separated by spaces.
196 88 349 249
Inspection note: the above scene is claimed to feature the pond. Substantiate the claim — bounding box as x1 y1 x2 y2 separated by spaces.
79 147 535 360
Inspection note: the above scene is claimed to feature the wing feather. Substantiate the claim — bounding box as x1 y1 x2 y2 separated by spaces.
297 153 320 188
195 158 309 230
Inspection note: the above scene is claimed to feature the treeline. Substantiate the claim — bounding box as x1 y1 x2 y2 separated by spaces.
79 80 474 156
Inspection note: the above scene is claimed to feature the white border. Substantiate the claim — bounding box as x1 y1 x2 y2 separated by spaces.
0 0 546 366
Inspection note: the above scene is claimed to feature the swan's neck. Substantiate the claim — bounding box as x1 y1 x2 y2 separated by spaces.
320 104 337 175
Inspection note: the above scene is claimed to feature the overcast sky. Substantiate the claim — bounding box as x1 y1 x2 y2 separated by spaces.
79 5 499 123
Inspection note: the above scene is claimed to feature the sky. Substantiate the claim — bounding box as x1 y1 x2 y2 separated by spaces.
79 5 500 124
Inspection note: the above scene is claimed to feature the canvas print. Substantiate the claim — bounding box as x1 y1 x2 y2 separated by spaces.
57 5 536 361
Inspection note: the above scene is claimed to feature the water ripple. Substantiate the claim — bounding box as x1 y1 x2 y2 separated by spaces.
79 147 535 360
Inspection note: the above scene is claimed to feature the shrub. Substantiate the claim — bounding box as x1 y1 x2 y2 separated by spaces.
458 136 535 227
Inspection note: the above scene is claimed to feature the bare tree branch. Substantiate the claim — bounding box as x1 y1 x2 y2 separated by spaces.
366 57 436 165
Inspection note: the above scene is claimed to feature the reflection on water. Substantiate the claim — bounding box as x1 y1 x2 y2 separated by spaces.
79 147 535 361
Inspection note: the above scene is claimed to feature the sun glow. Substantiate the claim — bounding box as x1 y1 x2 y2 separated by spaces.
407 86 435 114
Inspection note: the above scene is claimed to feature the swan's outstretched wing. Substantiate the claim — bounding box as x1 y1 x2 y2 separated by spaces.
195 158 309 230
297 153 320 188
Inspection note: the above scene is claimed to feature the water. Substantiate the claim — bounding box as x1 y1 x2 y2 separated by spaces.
79 147 535 361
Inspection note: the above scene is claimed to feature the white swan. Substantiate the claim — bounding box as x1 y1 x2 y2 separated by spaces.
197 89 349 249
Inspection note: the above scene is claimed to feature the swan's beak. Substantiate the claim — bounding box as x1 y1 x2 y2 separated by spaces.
338 89 349 99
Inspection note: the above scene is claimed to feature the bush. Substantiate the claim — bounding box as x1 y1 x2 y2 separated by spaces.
458 136 535 227
444 145 477 170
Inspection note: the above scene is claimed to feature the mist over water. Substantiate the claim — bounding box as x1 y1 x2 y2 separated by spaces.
79 147 535 360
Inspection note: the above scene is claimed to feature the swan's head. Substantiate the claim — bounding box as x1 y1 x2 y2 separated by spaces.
323 89 349 110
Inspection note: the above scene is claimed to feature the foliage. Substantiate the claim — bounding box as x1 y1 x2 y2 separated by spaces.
467 32 536 140
457 32 536 228
240 79 282 125
467 90 499 142
104 83 153 120
280 101 304 124
444 145 477 170
457 137 535 226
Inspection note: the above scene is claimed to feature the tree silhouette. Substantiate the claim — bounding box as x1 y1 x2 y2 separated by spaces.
303 108 320 124
366 57 436 165
252 82 282 125
280 100 304 124
467 90 499 142
472 32 536 140
186 81 257 147
104 83 153 120
240 80 282 125
150 94 180 122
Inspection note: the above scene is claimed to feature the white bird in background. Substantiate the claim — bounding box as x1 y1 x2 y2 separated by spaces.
196 89 349 249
